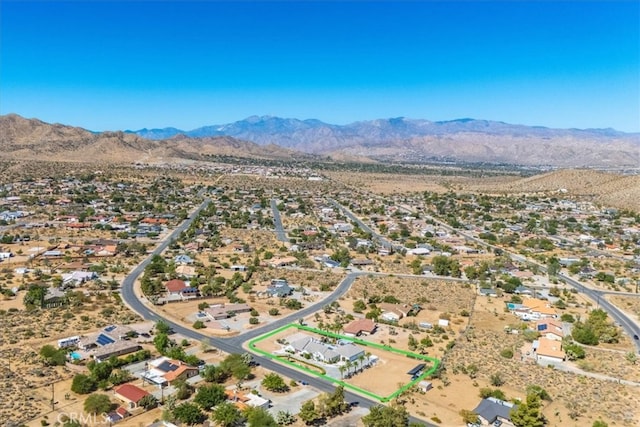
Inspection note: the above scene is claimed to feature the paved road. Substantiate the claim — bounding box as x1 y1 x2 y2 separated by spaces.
397 203 640 352
270 198 289 243
120 198 432 425
328 198 393 250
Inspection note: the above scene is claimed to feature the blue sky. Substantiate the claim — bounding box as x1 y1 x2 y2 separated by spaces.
1 1 639 132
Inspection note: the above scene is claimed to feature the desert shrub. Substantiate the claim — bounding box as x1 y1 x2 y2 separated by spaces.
500 348 514 359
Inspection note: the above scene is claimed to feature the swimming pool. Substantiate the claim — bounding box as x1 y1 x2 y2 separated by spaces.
69 351 82 360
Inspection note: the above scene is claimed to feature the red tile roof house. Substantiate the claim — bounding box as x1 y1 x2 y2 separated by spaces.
342 318 377 337
113 383 150 409
164 279 199 300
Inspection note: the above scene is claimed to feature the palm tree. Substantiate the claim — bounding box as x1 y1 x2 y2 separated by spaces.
338 364 346 379
345 359 353 377
358 354 366 373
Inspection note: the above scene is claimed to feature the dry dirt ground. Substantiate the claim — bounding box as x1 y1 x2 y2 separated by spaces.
433 296 640 427
0 294 142 426
326 169 640 211
609 295 640 322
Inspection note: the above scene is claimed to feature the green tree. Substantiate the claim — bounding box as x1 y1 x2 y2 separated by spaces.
362 404 410 427
261 373 289 392
245 407 278 427
526 385 551 401
220 353 252 381
563 342 586 360
330 246 352 267
83 393 112 415
211 402 243 427
155 319 172 334
320 385 348 418
89 361 113 381
276 410 296 426
173 402 205 425
299 400 321 425
203 364 229 383
353 299 367 313
24 285 46 309
571 321 599 345
547 257 561 277
510 393 545 427
139 394 158 410
193 320 206 329
194 383 226 410
71 374 97 394
592 420 608 427
40 345 67 366
154 332 171 353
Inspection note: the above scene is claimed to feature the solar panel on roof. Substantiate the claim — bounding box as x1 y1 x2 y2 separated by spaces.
96 333 115 346
158 361 179 372
104 325 117 332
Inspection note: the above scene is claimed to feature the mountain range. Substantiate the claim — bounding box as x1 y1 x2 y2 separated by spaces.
129 116 640 168
1 113 639 168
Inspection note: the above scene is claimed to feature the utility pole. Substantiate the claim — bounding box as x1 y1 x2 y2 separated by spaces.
51 383 55 411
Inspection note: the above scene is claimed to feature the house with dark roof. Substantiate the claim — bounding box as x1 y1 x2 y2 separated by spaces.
105 407 130 423
266 279 293 297
472 397 517 426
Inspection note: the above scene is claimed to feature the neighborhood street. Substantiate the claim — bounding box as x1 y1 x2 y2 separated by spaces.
120 196 434 426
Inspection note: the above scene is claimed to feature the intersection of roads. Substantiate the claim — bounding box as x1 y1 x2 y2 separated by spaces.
119 194 640 426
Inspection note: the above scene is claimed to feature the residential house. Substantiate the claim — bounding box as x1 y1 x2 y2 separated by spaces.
175 264 197 278
76 325 141 362
164 279 198 300
105 407 130 423
379 303 415 322
522 299 558 319
533 337 565 364
510 298 557 320
43 288 67 308
266 279 293 297
141 357 199 386
224 389 270 410
269 256 298 268
61 271 98 287
333 223 353 233
113 384 150 409
285 333 364 364
535 319 564 341
204 303 252 320
335 342 365 362
174 254 194 265
94 341 141 362
472 397 517 427
342 318 377 337
478 287 498 297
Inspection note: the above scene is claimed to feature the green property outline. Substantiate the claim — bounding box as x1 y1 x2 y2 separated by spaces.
247 323 440 402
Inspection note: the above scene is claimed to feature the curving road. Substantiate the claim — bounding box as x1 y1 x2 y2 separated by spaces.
395 203 640 352
120 197 432 425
